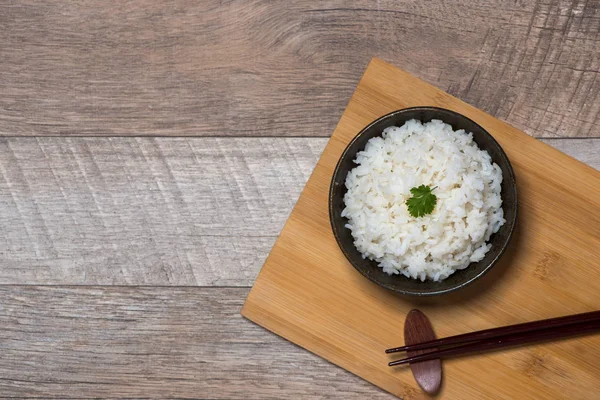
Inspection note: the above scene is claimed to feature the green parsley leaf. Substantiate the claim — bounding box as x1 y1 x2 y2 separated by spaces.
406 185 437 218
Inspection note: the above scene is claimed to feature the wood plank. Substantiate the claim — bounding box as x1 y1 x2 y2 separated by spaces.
0 137 321 286
544 138 600 168
0 137 596 286
0 286 393 399
0 1 598 138
241 59 600 400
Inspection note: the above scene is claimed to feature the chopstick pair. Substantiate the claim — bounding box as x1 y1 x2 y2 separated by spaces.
386 310 600 366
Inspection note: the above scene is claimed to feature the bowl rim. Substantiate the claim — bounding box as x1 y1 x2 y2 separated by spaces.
328 106 518 296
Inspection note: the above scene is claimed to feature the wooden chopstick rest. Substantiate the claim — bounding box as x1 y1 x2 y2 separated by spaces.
403 309 442 395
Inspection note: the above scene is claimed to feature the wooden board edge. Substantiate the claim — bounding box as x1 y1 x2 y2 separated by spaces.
240 298 407 399
240 57 379 315
369 59 600 179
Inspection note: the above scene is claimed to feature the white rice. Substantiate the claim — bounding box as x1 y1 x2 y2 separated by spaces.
342 119 505 281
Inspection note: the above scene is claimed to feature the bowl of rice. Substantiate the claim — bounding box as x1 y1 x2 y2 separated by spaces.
329 107 517 296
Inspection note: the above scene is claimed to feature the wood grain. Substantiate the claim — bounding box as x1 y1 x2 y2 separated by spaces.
0 137 594 286
543 138 600 168
0 137 321 286
0 2 598 397
1 1 599 138
0 286 394 399
242 59 600 400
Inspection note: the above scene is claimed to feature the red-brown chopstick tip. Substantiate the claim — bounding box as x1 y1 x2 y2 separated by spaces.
385 346 407 354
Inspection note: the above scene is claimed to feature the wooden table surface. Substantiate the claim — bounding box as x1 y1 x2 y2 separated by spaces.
0 1 598 398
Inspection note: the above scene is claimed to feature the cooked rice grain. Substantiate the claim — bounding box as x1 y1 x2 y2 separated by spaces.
342 119 505 281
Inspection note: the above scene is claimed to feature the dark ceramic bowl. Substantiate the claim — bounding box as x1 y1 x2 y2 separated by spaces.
329 107 517 296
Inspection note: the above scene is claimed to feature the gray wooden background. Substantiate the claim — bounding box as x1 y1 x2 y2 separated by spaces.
0 1 598 398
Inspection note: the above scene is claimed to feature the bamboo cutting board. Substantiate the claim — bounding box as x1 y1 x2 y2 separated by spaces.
241 58 600 400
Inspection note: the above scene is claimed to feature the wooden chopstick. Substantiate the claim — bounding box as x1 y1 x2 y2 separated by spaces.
389 319 600 366
386 310 600 354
